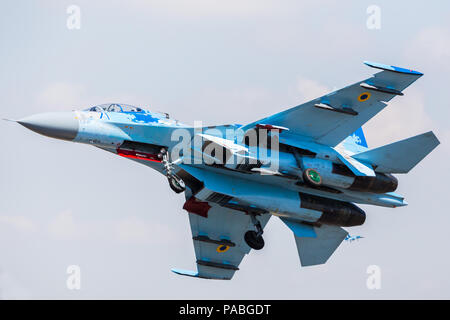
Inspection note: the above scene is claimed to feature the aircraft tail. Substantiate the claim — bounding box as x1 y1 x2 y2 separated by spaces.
352 127 368 148
352 131 440 174
280 218 348 267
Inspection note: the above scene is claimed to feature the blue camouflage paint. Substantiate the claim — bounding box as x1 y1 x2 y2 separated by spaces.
128 112 160 124
364 61 423 76
350 127 368 148
17 60 434 281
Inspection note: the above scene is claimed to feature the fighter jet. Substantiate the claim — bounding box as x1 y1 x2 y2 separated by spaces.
8 61 440 280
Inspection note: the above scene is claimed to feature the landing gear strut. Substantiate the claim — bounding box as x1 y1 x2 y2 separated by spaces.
159 148 186 194
244 214 265 250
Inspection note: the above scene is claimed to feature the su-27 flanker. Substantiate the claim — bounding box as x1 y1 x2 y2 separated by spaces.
7 61 440 280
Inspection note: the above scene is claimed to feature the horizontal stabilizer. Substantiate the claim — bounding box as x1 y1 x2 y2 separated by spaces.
335 146 376 176
293 224 348 267
280 218 316 238
352 131 440 173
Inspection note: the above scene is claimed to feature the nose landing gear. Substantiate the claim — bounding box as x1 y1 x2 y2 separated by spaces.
168 175 186 193
244 213 265 250
159 148 186 194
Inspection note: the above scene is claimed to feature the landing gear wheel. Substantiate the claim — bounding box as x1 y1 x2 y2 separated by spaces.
303 168 322 187
244 230 265 250
158 147 167 160
168 175 185 193
160 148 185 193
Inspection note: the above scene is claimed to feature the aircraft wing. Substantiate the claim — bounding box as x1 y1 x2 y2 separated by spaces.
241 61 423 147
172 197 271 280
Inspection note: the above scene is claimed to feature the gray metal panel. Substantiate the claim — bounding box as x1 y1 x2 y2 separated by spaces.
294 224 348 267
280 217 317 238
352 131 440 173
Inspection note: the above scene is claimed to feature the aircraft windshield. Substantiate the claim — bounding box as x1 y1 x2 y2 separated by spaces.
84 103 146 113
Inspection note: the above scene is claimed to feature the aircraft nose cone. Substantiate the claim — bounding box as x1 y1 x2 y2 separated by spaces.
17 112 79 141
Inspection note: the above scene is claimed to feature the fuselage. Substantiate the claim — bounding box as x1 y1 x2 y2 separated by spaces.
14 103 407 229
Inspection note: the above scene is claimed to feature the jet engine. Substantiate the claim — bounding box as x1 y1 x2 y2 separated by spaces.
272 150 398 194
300 157 398 194
299 193 366 227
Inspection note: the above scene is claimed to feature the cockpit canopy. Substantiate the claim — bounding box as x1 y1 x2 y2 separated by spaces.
85 103 145 113
84 103 170 119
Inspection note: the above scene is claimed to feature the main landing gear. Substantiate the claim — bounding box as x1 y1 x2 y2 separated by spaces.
244 214 265 250
168 175 186 193
159 148 186 194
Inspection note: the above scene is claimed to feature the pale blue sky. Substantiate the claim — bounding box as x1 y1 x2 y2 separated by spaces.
1 0 449 298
